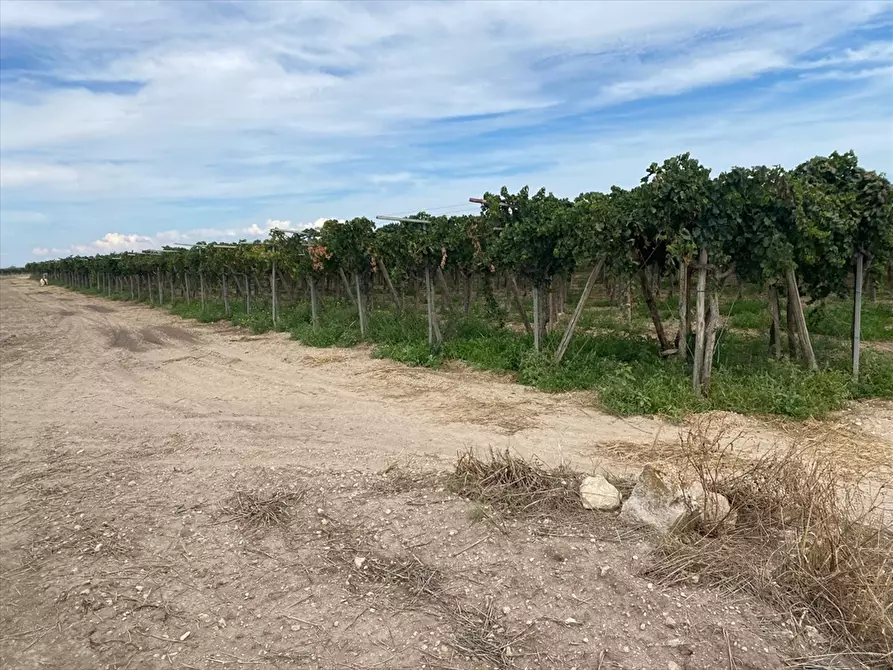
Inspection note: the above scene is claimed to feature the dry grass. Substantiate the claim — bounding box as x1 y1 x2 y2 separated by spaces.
450 448 583 515
338 546 441 600
222 488 305 528
448 598 531 668
646 422 893 668
372 462 444 494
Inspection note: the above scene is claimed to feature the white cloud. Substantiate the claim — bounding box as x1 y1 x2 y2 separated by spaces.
38 218 327 258
369 173 414 185
0 163 80 188
600 49 788 103
0 0 101 30
31 247 70 257
0 1 890 265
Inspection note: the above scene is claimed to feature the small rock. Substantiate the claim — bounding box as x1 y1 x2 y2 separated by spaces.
668 662 682 670
684 482 736 531
580 475 621 511
179 631 191 641
804 625 827 644
599 566 610 577
353 556 366 569
619 466 688 534
664 616 677 628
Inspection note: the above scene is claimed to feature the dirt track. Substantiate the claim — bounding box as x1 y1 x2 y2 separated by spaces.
1 277 889 669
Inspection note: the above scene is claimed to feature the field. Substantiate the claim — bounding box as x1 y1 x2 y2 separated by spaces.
1 276 891 670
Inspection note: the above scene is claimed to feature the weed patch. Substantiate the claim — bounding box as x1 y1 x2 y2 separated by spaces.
450 448 582 515
645 427 893 666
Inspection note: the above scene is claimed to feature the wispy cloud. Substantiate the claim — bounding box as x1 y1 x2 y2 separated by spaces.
0 210 47 225
1 1 891 264
33 217 329 257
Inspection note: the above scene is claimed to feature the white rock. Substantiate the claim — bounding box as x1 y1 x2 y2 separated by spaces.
619 466 688 534
668 662 682 670
580 475 621 511
353 556 366 569
684 481 736 530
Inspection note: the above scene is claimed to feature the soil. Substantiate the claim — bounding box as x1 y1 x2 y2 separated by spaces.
1 277 890 670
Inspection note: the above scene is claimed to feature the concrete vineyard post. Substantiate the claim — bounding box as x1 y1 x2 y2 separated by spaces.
852 252 863 380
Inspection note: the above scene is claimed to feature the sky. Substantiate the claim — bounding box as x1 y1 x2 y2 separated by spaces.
0 0 891 266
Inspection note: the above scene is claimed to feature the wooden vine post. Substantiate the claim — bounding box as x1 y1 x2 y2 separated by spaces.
376 215 441 350
377 257 402 311
768 284 782 359
222 268 230 316
692 248 708 394
339 268 358 309
271 253 278 328
555 259 604 364
354 272 367 337
532 285 542 352
785 268 817 371
509 275 532 335
308 277 320 328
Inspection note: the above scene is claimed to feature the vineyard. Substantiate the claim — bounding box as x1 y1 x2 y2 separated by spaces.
25 151 893 419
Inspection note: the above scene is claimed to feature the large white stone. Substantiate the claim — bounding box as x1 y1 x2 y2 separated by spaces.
619 466 688 534
580 475 621 511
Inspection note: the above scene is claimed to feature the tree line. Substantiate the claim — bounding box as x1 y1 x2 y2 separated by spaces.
26 151 893 394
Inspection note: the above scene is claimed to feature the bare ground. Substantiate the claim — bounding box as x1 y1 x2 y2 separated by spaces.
1 276 890 670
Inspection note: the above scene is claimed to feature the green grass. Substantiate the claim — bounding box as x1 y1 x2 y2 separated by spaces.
51 280 893 421
807 301 893 341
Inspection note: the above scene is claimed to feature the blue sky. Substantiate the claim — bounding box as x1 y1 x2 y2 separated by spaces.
0 0 891 265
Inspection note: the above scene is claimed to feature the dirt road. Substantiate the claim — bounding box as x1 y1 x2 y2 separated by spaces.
0 277 888 669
